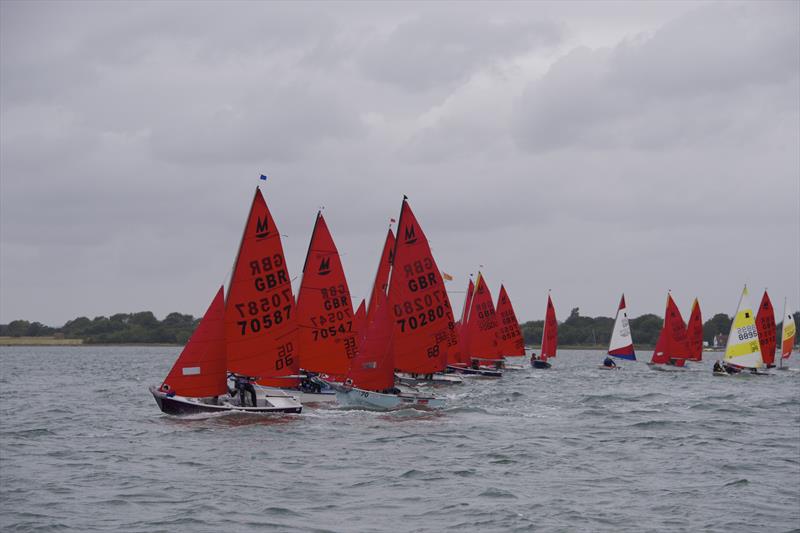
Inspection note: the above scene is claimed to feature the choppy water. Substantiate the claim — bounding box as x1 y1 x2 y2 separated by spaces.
1 346 798 532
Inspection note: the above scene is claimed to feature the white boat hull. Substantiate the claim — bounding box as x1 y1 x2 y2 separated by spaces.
334 386 445 410
395 372 463 386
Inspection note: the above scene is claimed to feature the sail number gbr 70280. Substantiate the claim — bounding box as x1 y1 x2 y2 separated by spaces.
394 290 453 333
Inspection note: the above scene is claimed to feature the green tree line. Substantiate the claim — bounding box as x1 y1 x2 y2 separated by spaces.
0 312 199 344
2 308 798 347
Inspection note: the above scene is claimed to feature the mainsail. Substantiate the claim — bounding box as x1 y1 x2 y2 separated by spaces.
463 272 502 362
160 286 227 397
780 298 796 362
225 188 298 386
723 286 763 369
541 294 558 360
651 293 689 365
496 284 525 357
608 294 635 360
295 212 359 378
367 229 395 320
686 298 703 362
387 198 456 374
756 290 776 366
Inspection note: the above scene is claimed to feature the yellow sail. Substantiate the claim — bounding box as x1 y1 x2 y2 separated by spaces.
723 286 763 368
781 298 796 360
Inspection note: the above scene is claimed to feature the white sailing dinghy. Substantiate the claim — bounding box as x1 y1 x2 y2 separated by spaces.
713 286 766 376
602 294 634 370
777 298 796 370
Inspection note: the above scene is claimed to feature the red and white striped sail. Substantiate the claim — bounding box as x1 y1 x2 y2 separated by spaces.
463 272 502 362
686 298 703 362
608 294 635 360
496 284 525 357
295 212 359 379
387 198 456 374
756 290 776 366
225 188 298 387
541 294 558 360
780 298 796 361
160 286 228 398
650 293 690 365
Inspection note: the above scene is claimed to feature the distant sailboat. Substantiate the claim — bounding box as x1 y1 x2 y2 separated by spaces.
150 188 303 415
755 290 777 368
446 277 501 377
686 298 703 362
532 294 557 369
648 293 690 371
608 294 635 360
778 298 796 370
496 284 525 359
714 286 765 375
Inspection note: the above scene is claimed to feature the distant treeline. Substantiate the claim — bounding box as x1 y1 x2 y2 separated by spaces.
1 308 797 347
0 312 198 344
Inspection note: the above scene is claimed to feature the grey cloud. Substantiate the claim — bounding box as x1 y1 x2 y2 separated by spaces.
513 1 800 152
359 13 562 92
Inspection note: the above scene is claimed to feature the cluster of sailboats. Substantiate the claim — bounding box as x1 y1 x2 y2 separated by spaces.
150 187 797 416
599 289 796 375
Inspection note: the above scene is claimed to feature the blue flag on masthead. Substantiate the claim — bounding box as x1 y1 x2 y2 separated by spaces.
259 174 268 181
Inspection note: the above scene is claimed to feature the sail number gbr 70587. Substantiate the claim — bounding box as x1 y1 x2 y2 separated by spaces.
233 292 292 335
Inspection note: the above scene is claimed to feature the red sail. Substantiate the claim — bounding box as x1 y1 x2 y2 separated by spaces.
451 279 475 365
650 293 690 364
462 278 475 323
463 273 502 361
160 286 228 398
756 290 776 366
348 290 395 391
687 298 703 361
354 299 366 343
541 294 558 360
296 212 359 379
225 188 297 387
496 284 525 356
367 229 395 320
387 198 456 374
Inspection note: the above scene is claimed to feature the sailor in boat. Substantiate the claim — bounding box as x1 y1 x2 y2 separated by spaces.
713 360 728 374
602 356 617 368
229 374 258 407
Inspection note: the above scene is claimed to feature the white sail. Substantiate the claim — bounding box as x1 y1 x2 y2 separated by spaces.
608 294 635 359
723 286 763 369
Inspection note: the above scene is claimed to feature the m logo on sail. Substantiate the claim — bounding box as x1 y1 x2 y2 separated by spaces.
255 216 270 239
318 256 331 276
404 225 417 244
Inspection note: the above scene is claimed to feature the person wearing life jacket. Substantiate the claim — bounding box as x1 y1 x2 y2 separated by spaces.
229 375 257 407
603 356 616 368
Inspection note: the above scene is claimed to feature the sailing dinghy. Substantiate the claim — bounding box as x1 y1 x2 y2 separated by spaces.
532 294 557 369
647 293 690 371
291 211 361 403
151 188 304 415
389 197 462 386
714 286 766 376
755 290 777 368
602 294 634 369
686 298 703 363
330 230 444 410
445 278 502 377
495 284 526 370
777 298 796 370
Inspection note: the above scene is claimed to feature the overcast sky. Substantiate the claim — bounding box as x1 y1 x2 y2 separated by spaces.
1 1 798 327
